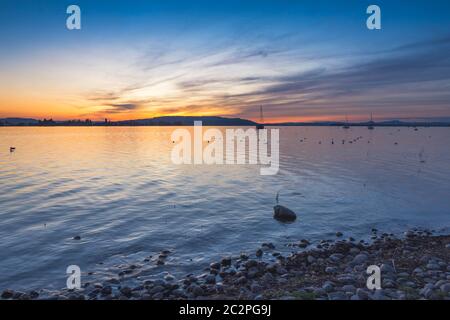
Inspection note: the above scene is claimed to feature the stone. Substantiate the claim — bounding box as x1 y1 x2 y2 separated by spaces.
236 276 247 285
276 266 287 275
420 284 435 299
405 231 415 238
342 285 356 293
240 252 249 260
336 232 343 237
164 274 175 281
210 268 219 275
148 285 164 295
313 288 325 296
250 283 262 293
381 263 395 274
101 286 112 295
132 286 144 291
1 289 14 299
261 273 274 283
73 236 81 240
191 285 204 297
221 257 232 267
255 249 263 257
370 289 387 300
152 292 164 299
351 254 368 265
29 291 39 299
328 291 347 300
153 279 166 287
119 287 132 297
421 288 434 299
210 262 221 270
205 274 216 284
337 274 357 284
426 263 440 270
245 260 258 269
279 295 296 300
329 253 343 262
93 283 103 289
325 267 338 274
383 280 396 289
156 259 165 266
322 281 334 293
356 288 369 300
262 243 276 249
413 267 423 274
247 267 259 279
440 283 450 294
273 205 297 223
435 280 446 287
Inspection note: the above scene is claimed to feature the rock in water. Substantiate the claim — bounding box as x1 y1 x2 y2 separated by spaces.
273 205 297 223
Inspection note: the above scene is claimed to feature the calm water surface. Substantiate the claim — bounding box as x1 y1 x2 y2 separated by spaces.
0 126 449 290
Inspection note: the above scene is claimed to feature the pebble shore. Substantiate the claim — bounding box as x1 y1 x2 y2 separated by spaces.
2 229 449 300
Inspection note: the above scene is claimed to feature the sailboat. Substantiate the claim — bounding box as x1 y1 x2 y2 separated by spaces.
368 113 375 130
343 116 350 129
256 106 265 130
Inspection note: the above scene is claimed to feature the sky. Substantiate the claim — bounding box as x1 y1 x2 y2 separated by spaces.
0 0 449 122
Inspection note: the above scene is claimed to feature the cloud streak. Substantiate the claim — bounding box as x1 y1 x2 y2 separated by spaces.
80 33 450 121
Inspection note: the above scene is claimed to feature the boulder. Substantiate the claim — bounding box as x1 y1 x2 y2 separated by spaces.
273 205 297 223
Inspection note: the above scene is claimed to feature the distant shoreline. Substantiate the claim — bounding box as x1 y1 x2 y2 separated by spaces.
1 124 449 128
1 116 450 127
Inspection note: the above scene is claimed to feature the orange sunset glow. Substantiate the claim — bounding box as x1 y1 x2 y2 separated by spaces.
1 1 449 124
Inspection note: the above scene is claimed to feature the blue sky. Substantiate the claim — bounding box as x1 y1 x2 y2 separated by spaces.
1 0 449 121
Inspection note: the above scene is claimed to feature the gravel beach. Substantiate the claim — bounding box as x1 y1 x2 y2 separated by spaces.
2 229 449 300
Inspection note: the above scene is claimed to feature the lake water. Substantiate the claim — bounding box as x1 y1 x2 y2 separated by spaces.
0 126 449 291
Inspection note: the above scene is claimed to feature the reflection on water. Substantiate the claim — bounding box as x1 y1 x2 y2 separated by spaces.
0 126 449 290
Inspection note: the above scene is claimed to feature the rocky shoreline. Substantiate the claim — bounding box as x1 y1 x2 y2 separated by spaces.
2 228 450 300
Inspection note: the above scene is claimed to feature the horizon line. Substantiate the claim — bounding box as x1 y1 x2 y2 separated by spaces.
2 115 450 125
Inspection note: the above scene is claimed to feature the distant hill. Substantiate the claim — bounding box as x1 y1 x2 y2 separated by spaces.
0 116 256 126
0 118 39 125
115 116 257 126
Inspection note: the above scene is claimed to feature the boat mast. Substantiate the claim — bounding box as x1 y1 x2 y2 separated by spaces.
260 106 264 125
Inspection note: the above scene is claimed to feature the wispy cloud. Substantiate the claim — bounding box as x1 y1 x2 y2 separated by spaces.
79 33 450 121
102 103 140 114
